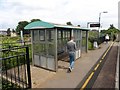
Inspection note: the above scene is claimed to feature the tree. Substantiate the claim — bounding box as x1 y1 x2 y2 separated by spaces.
16 19 42 35
66 22 73 25
16 21 29 35
30 19 41 22
108 24 116 29
7 28 11 36
101 24 120 40
12 29 15 33
107 24 119 34
101 24 119 35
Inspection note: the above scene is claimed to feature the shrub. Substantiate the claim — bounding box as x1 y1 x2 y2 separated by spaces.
88 40 93 50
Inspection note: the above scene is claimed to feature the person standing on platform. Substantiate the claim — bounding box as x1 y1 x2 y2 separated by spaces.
105 34 109 43
67 37 76 72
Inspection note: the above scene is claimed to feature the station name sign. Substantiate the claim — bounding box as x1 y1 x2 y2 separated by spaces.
90 23 100 27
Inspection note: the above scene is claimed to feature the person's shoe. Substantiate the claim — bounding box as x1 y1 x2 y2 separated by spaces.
69 67 72 72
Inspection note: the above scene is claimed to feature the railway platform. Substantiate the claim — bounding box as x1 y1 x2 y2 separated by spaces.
31 41 119 89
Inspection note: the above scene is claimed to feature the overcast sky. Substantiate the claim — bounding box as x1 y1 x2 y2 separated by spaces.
0 0 119 30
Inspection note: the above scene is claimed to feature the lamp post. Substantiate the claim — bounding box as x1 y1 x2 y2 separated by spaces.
98 11 108 37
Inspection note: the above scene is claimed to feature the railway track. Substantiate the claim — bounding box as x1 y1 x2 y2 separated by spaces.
92 42 118 89
78 41 119 89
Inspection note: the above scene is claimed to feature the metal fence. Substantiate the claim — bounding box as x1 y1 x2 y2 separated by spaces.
0 45 31 89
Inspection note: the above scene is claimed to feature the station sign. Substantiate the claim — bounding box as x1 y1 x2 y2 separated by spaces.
90 23 100 27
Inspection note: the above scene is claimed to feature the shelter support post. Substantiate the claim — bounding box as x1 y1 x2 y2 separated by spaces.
31 30 34 66
55 28 58 71
86 31 88 53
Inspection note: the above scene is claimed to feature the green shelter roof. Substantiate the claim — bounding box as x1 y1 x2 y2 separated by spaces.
24 21 54 29
24 21 90 31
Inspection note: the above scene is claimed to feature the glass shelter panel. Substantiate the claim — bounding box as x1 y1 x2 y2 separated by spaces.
57 29 71 60
33 43 46 55
73 30 81 59
32 30 39 41
47 44 55 56
39 30 45 41
46 30 54 42
82 31 86 52
32 29 57 71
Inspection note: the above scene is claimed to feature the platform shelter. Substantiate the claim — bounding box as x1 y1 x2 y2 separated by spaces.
24 21 90 71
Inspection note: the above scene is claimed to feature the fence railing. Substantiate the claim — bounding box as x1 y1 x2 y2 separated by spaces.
1 41 31 49
0 46 31 89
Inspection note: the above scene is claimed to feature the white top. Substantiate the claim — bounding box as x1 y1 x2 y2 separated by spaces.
105 35 109 40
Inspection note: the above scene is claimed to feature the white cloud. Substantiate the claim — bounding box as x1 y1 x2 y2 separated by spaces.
0 0 119 29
